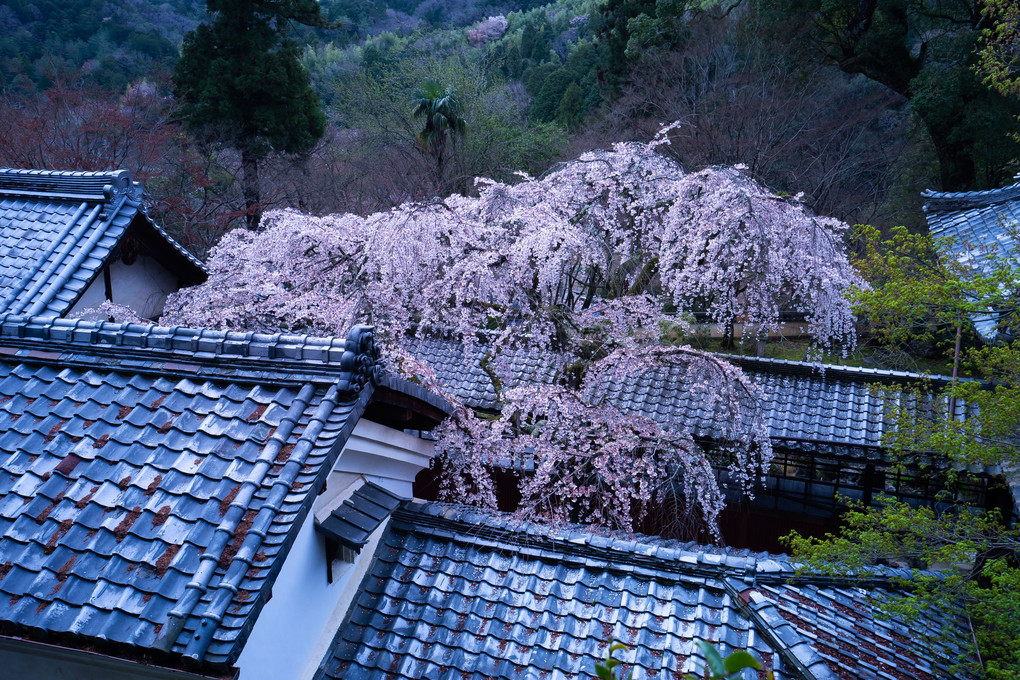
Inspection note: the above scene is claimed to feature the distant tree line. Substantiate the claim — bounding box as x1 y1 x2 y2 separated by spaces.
0 0 1018 246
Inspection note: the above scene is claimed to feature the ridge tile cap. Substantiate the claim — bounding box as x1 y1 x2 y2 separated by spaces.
922 181 1020 212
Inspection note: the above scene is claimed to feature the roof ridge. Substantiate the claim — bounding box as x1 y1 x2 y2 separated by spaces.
0 315 383 391
0 167 136 201
396 502 758 579
411 334 955 385
727 581 839 680
138 208 207 273
922 181 1020 212
713 352 959 384
401 502 937 588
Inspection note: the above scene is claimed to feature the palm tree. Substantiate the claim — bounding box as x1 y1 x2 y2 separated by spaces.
411 80 467 188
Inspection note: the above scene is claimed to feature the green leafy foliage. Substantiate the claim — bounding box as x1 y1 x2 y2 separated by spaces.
851 225 1015 351
595 641 633 680
326 40 567 200
683 641 767 680
851 224 1019 465
594 640 770 680
791 223 1020 678
412 79 467 181
977 0 1020 101
977 0 1020 142
785 499 1020 678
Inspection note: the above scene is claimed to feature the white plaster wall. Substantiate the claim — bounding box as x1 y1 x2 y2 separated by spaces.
68 270 108 316
237 420 435 680
234 513 386 680
67 254 179 320
331 419 435 498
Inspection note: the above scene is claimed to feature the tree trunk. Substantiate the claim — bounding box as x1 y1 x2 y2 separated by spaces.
948 322 963 418
241 148 261 230
824 4 979 191
722 318 735 349
435 143 446 194
925 124 977 191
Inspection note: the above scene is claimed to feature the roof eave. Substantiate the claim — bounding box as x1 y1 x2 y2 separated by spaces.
366 374 454 430
125 212 208 285
0 633 238 680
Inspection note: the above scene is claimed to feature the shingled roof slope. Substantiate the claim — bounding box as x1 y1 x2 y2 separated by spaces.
0 168 205 317
923 179 1020 338
923 180 1020 266
404 337 963 457
317 503 973 680
0 315 400 671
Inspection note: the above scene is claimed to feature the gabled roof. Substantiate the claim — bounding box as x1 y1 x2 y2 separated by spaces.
405 337 964 459
317 502 974 680
923 180 1020 266
0 168 206 317
0 315 445 673
923 179 1020 338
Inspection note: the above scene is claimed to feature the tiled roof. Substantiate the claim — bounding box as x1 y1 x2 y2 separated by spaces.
923 181 1020 338
0 315 398 671
317 502 973 680
405 337 961 457
401 337 565 411
316 481 405 552
0 168 205 317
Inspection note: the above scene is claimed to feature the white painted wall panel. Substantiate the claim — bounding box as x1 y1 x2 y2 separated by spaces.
67 254 179 320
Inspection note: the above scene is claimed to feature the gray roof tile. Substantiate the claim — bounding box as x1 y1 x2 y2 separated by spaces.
0 315 398 672
923 181 1020 338
405 337 965 457
317 502 976 680
0 168 205 318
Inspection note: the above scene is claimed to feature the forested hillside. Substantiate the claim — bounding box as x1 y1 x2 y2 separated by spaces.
0 0 204 90
0 0 1016 253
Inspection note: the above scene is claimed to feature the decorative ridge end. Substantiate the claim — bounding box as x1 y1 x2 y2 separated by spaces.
337 324 383 395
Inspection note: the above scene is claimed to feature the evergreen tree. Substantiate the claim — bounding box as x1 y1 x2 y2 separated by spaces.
173 0 328 229
555 82 585 130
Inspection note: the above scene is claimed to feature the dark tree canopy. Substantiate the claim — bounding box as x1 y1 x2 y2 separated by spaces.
173 0 328 227
759 0 1020 191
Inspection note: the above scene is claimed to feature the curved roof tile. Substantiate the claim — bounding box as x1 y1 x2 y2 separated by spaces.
0 168 205 318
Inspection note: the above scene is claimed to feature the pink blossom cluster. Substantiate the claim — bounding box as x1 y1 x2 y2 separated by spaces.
163 124 861 535
661 166 864 350
78 300 147 325
467 15 509 45
424 345 772 536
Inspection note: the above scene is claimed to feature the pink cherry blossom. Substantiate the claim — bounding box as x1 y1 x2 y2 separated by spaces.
163 123 860 535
